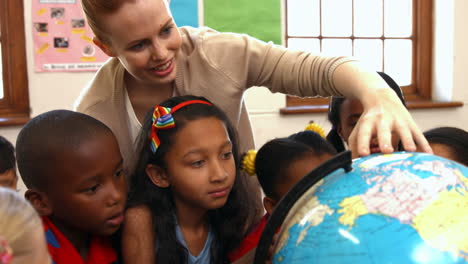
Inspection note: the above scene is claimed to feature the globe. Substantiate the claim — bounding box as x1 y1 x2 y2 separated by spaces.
269 152 468 264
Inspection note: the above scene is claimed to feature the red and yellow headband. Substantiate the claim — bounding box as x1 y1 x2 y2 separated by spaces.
150 100 213 153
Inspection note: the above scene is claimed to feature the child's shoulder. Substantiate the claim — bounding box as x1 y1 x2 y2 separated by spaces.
122 205 155 240
121 205 156 263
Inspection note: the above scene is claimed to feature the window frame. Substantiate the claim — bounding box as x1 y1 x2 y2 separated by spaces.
281 0 462 114
0 0 30 125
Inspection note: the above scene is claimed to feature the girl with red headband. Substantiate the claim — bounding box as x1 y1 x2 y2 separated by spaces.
122 96 257 264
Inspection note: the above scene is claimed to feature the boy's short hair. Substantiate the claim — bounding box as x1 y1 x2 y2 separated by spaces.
16 110 114 190
256 131 336 199
0 136 16 173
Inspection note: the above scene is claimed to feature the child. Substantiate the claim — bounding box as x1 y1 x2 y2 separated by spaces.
122 95 257 263
229 127 337 263
0 187 51 264
327 72 407 154
0 136 17 190
420 126 468 166
15 110 127 264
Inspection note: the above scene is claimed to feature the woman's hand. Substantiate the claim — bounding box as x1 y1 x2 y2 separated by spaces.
348 88 432 158
333 61 433 158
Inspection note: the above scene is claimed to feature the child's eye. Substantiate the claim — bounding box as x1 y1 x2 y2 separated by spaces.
192 160 205 168
221 151 233 160
84 184 101 194
115 168 126 178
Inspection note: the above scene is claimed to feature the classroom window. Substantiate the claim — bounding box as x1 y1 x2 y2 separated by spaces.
0 0 30 125
282 0 438 113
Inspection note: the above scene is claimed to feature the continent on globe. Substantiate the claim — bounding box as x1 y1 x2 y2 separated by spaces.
337 154 468 261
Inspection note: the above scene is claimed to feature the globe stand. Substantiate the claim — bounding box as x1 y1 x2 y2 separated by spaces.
254 150 353 264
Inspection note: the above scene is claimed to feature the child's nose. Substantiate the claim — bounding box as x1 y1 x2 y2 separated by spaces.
209 161 228 182
106 180 125 206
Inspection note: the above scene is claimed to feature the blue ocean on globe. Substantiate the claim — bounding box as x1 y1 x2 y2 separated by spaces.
273 152 468 264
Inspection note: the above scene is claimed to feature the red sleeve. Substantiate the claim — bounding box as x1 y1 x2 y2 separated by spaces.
228 214 269 262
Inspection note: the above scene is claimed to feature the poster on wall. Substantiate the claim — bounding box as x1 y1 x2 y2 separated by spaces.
32 0 109 72
31 0 200 72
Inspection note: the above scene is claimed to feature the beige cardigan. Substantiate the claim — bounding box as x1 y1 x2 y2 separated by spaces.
75 26 352 172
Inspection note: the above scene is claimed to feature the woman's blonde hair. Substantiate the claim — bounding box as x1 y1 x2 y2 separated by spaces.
81 0 170 44
80 0 127 43
0 187 42 257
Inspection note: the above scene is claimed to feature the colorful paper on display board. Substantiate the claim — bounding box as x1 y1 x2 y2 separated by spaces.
32 0 108 72
32 0 199 72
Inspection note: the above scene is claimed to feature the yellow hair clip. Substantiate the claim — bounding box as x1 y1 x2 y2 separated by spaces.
304 121 326 139
241 150 257 176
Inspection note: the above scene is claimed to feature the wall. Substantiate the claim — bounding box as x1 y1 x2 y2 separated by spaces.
1 0 467 190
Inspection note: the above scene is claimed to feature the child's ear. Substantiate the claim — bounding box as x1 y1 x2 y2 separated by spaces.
146 164 170 188
263 196 277 216
93 37 116 57
25 189 52 216
336 124 344 139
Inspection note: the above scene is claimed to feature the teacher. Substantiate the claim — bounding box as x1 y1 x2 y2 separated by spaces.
74 0 431 198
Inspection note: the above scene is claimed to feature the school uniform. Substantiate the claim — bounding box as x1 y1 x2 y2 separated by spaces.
228 214 269 263
42 216 119 264
174 223 214 264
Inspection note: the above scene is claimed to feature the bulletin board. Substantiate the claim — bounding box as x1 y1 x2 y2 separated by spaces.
32 0 109 72
32 0 200 72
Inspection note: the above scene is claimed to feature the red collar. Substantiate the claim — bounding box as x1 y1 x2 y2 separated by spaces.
42 216 118 264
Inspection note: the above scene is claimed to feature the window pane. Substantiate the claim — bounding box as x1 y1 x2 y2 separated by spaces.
354 0 383 37
384 0 412 37
287 38 320 53
354 39 383 71
287 0 320 37
0 44 3 99
384 39 412 85
322 0 352 37
322 39 352 56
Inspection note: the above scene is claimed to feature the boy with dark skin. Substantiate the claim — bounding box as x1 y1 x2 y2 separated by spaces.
16 110 127 264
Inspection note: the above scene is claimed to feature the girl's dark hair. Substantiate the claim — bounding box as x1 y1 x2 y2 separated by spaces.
423 126 468 166
255 131 336 200
326 71 406 152
128 95 256 264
